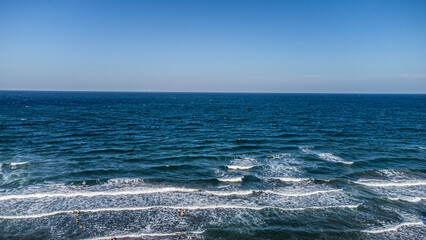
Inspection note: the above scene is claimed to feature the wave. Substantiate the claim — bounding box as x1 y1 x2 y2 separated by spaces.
316 153 353 165
226 165 254 170
0 210 69 219
0 204 361 220
0 187 200 201
354 180 426 187
264 189 342 197
388 197 426 203
10 162 29 166
218 177 243 182
85 231 205 240
267 153 292 159
0 187 341 201
299 146 353 164
362 221 424 234
107 178 144 184
0 162 29 168
273 177 311 182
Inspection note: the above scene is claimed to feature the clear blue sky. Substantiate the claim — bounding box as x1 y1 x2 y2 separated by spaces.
1 0 425 93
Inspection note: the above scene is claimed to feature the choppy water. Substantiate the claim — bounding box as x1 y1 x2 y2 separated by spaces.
0 91 425 240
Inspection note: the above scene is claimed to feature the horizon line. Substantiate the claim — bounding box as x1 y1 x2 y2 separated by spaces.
0 89 425 95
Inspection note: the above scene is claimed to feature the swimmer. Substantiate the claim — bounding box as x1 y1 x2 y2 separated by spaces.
76 210 80 215
110 236 117 240
79 225 83 229
177 209 186 216
70 210 75 214
76 217 79 224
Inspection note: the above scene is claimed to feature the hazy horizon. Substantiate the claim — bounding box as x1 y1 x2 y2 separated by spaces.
1 0 425 93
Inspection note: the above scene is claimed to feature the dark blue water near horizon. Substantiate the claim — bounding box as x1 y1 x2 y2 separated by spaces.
0 91 425 240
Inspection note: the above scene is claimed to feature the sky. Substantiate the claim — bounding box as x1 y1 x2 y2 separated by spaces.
0 0 425 93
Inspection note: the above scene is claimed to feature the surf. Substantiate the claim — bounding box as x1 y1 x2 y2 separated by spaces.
0 204 361 220
362 221 424 234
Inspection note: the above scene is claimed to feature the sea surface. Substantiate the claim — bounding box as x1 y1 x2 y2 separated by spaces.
0 91 425 240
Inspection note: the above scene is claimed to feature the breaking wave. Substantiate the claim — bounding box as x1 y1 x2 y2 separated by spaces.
0 204 361 220
362 221 424 234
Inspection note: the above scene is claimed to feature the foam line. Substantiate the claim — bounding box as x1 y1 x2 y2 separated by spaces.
273 177 311 182
205 190 253 196
0 204 360 220
10 162 28 166
316 153 353 164
354 180 426 187
218 177 243 182
264 189 342 197
226 165 254 170
0 187 200 201
362 221 424 234
0 210 69 219
388 197 426 203
85 230 205 240
0 187 342 201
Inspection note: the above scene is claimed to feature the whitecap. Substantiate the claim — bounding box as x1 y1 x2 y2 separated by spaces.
388 197 426 203
316 153 353 164
354 180 426 187
226 165 254 170
107 178 144 184
0 204 360 219
0 187 200 201
362 221 424 234
299 146 353 164
85 231 205 240
299 146 313 154
10 162 28 166
218 177 243 182
273 177 311 182
264 189 342 197
267 153 291 159
0 187 342 201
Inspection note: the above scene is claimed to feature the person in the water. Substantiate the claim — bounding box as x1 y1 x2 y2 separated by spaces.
177 209 186 216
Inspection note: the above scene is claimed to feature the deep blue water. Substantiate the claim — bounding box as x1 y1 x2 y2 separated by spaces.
0 91 425 240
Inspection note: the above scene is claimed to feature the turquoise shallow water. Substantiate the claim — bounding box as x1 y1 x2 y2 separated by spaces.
0 91 425 239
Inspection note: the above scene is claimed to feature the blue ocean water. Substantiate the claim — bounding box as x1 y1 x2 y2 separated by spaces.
0 91 425 240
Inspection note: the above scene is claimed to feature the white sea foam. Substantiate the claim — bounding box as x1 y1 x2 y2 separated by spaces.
316 153 353 164
205 190 253 196
299 146 353 164
268 153 291 159
362 221 424 234
273 177 311 182
0 187 200 201
264 189 342 197
226 165 254 170
10 162 28 166
107 178 144 184
388 197 426 203
86 231 205 240
218 177 243 182
0 204 360 219
0 187 341 201
0 210 69 219
299 146 313 154
354 180 426 187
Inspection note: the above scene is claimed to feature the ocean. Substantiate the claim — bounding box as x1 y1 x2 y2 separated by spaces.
0 91 425 239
